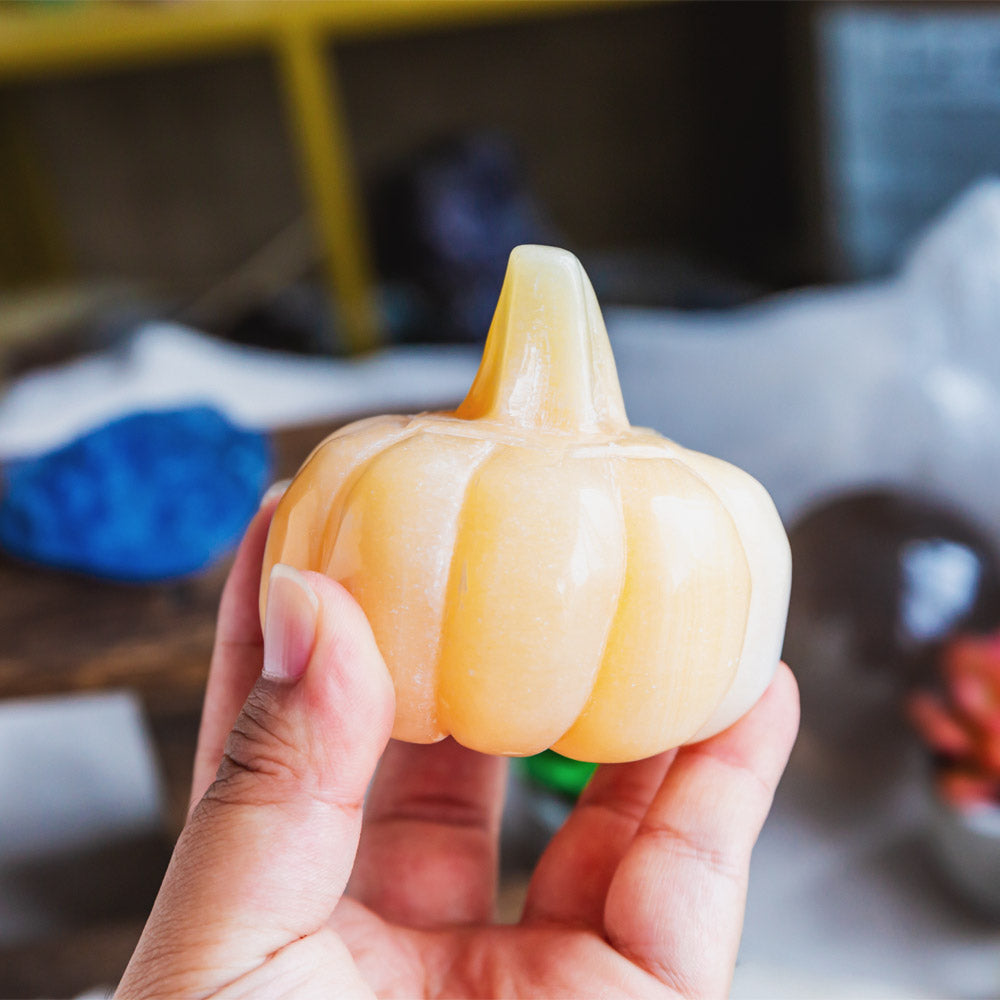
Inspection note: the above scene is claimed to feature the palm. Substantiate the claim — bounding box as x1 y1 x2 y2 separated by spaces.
333 900 678 999
334 737 682 1000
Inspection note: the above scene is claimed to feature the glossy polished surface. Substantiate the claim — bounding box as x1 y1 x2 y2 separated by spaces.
262 246 791 761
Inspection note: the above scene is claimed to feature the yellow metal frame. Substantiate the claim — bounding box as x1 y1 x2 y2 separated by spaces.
275 24 377 352
0 0 632 351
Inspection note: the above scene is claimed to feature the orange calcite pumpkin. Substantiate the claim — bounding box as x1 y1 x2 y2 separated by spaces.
261 246 791 762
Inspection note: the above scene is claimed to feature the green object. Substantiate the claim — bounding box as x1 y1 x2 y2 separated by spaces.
519 750 597 800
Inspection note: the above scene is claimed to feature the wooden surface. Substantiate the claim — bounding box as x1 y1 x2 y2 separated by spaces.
0 420 341 714
0 557 225 712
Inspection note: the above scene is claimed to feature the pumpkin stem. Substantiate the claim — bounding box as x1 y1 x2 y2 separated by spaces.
455 245 630 434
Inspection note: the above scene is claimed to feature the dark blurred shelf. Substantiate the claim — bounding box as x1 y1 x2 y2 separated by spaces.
0 0 641 352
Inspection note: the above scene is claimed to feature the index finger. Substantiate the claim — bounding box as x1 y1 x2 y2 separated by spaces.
604 662 799 999
188 492 282 811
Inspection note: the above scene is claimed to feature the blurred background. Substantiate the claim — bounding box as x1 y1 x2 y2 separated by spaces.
4 0 1000 996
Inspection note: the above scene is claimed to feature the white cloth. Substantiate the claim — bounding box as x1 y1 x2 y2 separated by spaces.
0 325 480 459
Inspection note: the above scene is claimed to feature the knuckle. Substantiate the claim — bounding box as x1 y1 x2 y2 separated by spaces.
685 745 775 804
640 819 747 888
205 686 306 807
616 944 702 999
373 790 493 832
195 685 365 818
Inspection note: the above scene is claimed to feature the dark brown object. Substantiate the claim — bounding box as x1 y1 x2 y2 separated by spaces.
785 488 1000 756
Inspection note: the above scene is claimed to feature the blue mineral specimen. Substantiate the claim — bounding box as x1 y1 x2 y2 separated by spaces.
0 407 271 580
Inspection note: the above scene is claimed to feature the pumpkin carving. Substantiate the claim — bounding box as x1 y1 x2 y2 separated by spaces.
261 246 790 762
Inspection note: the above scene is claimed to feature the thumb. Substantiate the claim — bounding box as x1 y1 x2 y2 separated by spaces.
120 566 395 996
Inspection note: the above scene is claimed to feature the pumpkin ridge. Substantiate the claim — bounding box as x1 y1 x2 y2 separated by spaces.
665 448 756 718
553 456 629 756
681 450 787 742
660 472 752 744
260 416 412 616
551 458 752 761
316 424 420 573
669 446 755 712
294 414 409 482
432 437 499 739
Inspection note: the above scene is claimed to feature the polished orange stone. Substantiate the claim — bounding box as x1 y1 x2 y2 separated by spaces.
261 246 790 761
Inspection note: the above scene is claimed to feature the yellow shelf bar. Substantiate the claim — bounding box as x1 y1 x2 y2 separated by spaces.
276 27 376 352
0 1 627 81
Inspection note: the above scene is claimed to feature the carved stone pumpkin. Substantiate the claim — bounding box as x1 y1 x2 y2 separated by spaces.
261 246 790 762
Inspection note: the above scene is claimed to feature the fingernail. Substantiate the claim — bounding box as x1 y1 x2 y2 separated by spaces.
260 479 292 508
263 564 319 682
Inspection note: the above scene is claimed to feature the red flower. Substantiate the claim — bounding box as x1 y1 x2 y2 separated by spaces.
908 631 1000 807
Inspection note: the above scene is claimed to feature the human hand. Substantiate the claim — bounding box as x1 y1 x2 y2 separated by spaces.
117 495 799 999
